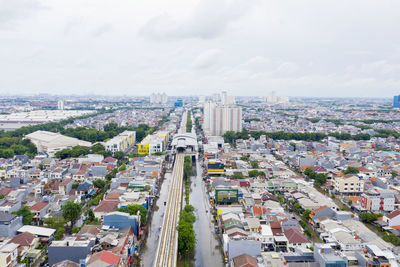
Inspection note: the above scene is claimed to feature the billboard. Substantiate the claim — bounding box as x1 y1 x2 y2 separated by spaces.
215 189 239 204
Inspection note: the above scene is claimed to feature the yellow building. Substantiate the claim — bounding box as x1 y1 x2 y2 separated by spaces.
138 130 169 154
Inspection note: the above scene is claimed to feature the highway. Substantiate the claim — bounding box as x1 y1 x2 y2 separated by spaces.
153 111 187 267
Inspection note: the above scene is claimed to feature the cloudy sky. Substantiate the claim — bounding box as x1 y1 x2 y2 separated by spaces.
1 0 400 97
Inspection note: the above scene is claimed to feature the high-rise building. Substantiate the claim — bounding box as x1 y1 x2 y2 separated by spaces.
203 100 242 136
394 95 400 108
221 91 227 105
57 100 64 110
265 91 288 104
150 93 168 104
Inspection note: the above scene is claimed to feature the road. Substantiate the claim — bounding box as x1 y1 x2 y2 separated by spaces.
153 153 184 267
141 172 172 266
189 157 224 267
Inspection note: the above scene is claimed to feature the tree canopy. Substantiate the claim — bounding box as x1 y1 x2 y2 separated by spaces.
117 204 148 225
62 201 81 223
343 166 359 175
12 206 34 225
177 205 196 257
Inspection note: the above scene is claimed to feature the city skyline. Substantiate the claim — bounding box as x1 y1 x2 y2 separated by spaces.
1 0 400 97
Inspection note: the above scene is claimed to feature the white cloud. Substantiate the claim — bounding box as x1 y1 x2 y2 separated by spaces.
0 0 400 97
0 0 44 29
139 0 254 40
193 49 221 69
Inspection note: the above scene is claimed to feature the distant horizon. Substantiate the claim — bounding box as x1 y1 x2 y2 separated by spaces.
0 93 396 100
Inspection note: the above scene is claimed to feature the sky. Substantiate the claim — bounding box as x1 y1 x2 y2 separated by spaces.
1 0 400 97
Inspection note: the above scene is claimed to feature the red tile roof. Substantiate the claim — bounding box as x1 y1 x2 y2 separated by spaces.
60 179 73 186
93 200 118 213
253 206 263 217
105 192 122 200
232 254 258 267
29 202 48 211
387 210 400 219
284 228 309 244
88 251 121 266
9 232 35 247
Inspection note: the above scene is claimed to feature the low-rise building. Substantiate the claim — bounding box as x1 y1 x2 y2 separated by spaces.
0 213 23 236
360 189 395 212
334 174 364 195
105 131 136 153
48 237 95 266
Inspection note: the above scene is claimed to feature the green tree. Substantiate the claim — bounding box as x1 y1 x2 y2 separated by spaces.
62 201 81 223
44 217 65 229
248 170 265 177
177 204 196 257
89 194 103 206
251 161 259 168
232 172 244 179
315 173 328 186
343 166 359 175
113 151 125 161
12 206 34 225
54 227 65 240
240 155 249 162
359 212 382 223
119 163 126 171
93 179 106 189
177 220 196 256
304 167 316 179
183 156 192 180
117 204 148 225
72 227 81 234
91 143 106 155
302 209 312 219
84 209 96 223
293 203 301 212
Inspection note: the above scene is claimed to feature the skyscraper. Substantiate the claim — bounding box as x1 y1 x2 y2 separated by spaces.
203 100 242 136
150 93 168 104
57 100 64 110
394 95 400 108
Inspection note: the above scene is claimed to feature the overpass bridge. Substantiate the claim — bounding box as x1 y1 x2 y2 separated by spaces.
153 110 198 267
152 153 184 267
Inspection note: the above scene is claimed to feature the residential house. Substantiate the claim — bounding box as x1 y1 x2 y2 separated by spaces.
360 189 395 212
29 202 49 224
314 244 348 267
310 206 335 225
383 210 400 227
334 174 364 195
0 213 23 236
231 254 258 267
0 201 21 214
87 251 123 267
9 232 39 260
59 179 73 195
44 180 61 195
260 225 274 251
93 201 119 220
48 238 95 266
0 243 18 267
103 212 140 236
75 182 93 197
284 228 311 251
